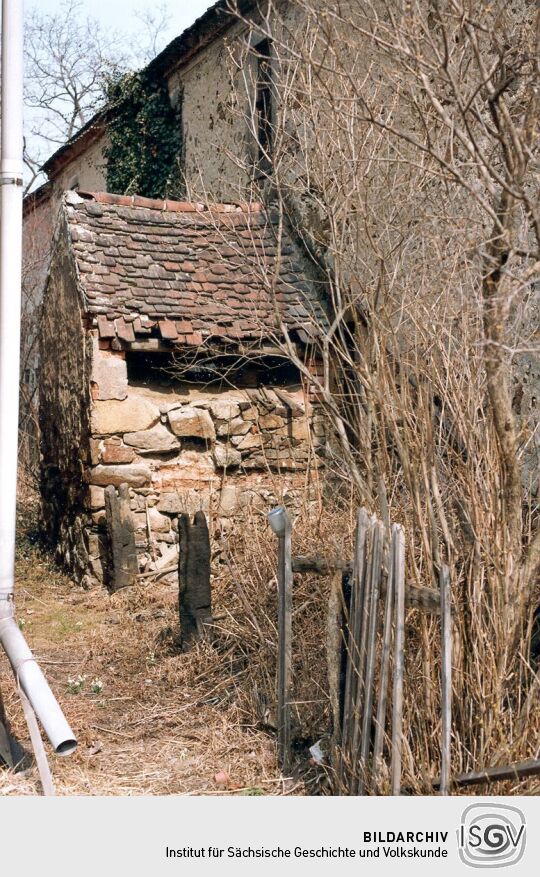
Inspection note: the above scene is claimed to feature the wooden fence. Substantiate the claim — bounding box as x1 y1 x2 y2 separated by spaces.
336 510 408 795
270 505 450 795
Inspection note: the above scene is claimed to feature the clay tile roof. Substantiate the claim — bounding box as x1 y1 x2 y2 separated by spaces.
63 191 327 347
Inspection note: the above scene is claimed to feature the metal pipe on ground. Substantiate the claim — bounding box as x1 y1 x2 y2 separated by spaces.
0 0 76 757
0 613 77 755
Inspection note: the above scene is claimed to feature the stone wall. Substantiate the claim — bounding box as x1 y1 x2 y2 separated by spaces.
81 335 325 587
39 217 92 579
21 187 55 465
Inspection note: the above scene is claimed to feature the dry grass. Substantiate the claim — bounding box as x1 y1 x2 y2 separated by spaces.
0 496 305 797
3 488 539 797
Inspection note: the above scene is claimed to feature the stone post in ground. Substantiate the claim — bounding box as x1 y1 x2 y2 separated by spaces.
178 511 212 650
104 483 139 590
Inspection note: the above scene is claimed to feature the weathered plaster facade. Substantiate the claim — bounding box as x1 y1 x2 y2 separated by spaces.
37 2 286 204
168 17 255 202
53 133 110 199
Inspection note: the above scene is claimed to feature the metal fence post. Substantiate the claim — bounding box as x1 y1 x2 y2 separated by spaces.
268 506 293 774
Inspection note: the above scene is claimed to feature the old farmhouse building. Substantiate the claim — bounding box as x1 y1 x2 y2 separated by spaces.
31 0 539 590
27 1 335 587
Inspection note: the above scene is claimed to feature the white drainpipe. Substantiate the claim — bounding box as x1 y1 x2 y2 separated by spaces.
0 0 76 756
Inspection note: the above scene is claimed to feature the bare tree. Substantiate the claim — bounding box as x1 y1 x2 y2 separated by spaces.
23 0 174 192
134 1 172 65
216 0 540 785
24 0 122 189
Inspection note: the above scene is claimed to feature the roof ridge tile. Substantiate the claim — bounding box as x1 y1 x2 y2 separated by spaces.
73 190 262 215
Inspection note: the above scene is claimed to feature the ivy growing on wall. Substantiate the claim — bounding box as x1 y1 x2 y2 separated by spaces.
105 71 184 199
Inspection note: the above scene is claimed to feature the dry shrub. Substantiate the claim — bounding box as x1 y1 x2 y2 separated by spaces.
8 2 539 793
210 0 540 791
215 497 347 738
214 486 540 794
4 483 539 796
1 490 348 796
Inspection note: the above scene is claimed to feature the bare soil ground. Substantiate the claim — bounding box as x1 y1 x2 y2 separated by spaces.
0 499 300 796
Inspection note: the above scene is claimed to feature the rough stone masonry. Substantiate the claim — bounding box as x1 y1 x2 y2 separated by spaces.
85 353 324 587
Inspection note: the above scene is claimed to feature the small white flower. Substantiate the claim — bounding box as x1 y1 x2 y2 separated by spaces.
67 674 87 694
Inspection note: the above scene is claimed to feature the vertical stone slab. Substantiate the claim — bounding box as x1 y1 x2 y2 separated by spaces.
178 513 193 646
90 336 128 401
188 511 212 630
104 483 139 590
178 511 212 650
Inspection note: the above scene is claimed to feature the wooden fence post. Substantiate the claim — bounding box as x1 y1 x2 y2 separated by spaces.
358 520 384 794
439 564 452 795
391 525 405 795
339 509 370 792
372 523 395 792
349 516 375 794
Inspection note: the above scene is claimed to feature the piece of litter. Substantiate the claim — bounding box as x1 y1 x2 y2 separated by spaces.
309 739 325 765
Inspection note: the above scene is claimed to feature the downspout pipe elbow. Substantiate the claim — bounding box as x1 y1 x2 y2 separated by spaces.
0 597 77 756
0 0 77 762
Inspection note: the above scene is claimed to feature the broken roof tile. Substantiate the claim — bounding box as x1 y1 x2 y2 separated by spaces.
158 319 179 340
115 316 136 343
97 314 116 338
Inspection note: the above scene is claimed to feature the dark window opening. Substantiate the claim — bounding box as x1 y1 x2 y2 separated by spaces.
173 88 186 196
126 351 300 392
254 38 273 171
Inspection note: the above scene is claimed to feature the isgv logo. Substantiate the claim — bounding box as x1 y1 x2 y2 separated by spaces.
458 803 526 868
